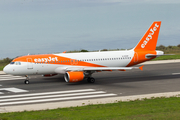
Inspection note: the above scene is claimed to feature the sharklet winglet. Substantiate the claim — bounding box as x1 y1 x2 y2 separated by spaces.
139 65 144 71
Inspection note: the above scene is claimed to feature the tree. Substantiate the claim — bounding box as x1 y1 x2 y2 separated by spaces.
168 45 173 49
80 49 89 52
3 57 12 62
102 49 108 51
156 45 165 50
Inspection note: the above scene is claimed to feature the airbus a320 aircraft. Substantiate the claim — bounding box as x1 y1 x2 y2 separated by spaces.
3 21 164 84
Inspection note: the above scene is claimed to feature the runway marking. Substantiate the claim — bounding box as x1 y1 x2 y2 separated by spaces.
0 91 106 102
0 75 25 81
0 89 95 99
0 89 117 106
0 75 23 77
0 87 28 93
172 73 180 75
0 94 116 106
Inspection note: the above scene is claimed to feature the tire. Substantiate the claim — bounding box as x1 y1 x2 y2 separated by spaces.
87 77 95 83
24 80 29 84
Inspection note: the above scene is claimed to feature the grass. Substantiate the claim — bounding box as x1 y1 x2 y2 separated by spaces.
0 66 5 71
153 54 180 60
0 58 12 71
1 97 180 120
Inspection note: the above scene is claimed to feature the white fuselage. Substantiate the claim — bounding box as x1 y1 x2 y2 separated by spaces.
4 50 134 75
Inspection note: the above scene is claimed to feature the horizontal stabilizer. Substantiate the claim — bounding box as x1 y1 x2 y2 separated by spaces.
139 65 144 71
146 54 174 58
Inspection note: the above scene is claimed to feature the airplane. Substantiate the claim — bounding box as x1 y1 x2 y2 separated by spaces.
3 21 164 84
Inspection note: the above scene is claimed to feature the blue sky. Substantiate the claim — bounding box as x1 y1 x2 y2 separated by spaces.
1 0 180 59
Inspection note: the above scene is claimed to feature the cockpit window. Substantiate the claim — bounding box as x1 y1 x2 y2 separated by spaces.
10 62 15 64
15 62 21 65
10 62 21 65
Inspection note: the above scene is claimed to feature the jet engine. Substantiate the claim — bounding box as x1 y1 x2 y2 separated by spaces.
64 71 84 82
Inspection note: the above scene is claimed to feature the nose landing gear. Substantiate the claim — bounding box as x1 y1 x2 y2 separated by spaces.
24 75 30 84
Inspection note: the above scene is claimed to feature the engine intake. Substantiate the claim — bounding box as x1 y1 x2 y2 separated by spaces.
64 71 84 83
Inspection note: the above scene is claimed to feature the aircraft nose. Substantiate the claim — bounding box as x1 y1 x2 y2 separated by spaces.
3 65 10 74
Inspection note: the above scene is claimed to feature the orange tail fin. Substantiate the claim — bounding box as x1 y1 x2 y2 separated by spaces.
134 21 161 51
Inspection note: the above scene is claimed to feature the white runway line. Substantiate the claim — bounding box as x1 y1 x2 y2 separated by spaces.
0 89 117 106
0 94 116 106
0 75 25 81
0 91 106 102
0 75 23 77
0 71 5 74
0 87 28 93
0 89 95 99
0 78 25 81
172 73 180 75
1 91 180 113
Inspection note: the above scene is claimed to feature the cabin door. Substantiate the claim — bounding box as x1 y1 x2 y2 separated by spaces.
27 58 33 69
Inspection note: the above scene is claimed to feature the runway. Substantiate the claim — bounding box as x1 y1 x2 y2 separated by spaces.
0 60 180 112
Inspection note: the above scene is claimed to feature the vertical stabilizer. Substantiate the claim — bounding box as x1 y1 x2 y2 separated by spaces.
134 21 161 51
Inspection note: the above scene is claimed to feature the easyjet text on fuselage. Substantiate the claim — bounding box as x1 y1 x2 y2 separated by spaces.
34 57 58 63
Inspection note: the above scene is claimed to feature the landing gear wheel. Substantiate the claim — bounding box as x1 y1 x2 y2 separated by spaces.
24 80 30 84
87 77 95 83
24 75 30 84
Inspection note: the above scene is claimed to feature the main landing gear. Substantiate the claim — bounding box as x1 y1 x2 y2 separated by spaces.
24 75 30 84
84 71 95 83
23 74 95 84
87 77 95 83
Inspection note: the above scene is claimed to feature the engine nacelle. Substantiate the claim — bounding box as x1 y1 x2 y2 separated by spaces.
64 71 84 83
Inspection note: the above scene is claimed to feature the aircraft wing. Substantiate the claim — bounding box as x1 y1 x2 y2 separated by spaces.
67 66 143 71
55 65 144 74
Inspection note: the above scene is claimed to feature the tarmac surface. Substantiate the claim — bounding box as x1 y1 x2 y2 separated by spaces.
0 59 180 113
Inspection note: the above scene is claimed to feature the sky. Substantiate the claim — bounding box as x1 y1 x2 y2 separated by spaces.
0 0 180 59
